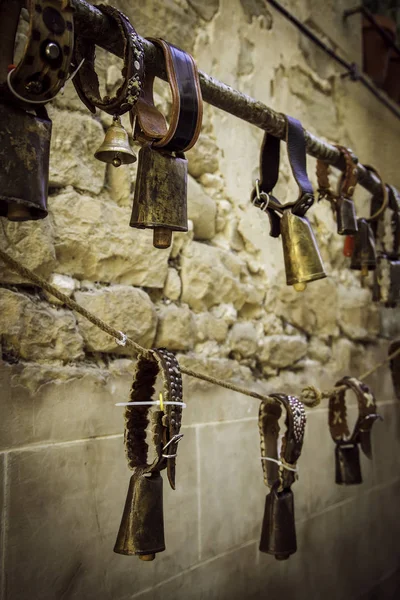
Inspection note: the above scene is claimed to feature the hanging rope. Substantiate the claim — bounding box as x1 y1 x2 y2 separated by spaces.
0 247 399 408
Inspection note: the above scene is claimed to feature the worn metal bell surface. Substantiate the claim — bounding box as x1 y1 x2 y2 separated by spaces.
336 197 358 235
335 443 362 485
259 487 297 560
350 218 377 275
0 102 51 221
114 471 165 560
130 144 188 249
95 117 136 167
280 210 326 290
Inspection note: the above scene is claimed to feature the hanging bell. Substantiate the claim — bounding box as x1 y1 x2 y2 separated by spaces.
336 197 358 235
94 116 136 168
259 486 297 560
114 471 166 561
280 210 326 291
130 144 188 249
350 218 377 276
0 102 51 221
335 442 362 485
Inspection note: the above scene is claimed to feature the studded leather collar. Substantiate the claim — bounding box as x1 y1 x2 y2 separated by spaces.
124 348 183 490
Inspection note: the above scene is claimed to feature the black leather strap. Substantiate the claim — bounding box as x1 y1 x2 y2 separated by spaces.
253 115 314 221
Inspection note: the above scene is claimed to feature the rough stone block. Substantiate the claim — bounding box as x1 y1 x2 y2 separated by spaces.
181 241 248 312
155 304 197 351
75 286 157 352
6 430 199 600
187 175 217 240
0 289 83 363
48 108 106 194
50 188 170 287
338 285 381 340
186 134 220 179
163 268 182 301
0 218 56 284
228 321 258 358
194 312 228 343
259 334 307 368
43 273 77 306
277 278 339 337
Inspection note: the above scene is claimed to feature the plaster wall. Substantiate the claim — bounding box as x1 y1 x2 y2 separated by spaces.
0 0 400 599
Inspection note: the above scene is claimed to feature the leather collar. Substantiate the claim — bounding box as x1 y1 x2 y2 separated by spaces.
259 394 306 492
132 38 203 153
124 349 183 490
328 376 381 459
72 4 144 115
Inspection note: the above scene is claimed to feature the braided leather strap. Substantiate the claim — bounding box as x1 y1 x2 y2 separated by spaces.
72 4 144 115
328 376 381 459
132 38 203 153
124 349 183 490
1 0 74 105
316 146 358 201
259 394 306 492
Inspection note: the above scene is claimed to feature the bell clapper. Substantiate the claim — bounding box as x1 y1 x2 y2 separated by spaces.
139 554 156 562
153 227 173 249
293 282 307 292
7 202 31 221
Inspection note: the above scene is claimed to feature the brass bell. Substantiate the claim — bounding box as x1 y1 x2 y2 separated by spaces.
0 102 51 221
280 210 327 291
130 144 188 249
350 218 377 276
114 472 166 560
94 117 136 168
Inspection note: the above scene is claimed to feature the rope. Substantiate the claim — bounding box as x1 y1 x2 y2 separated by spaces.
0 247 399 409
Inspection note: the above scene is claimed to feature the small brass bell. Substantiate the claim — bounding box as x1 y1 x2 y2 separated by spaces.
280 210 326 290
350 218 377 276
94 116 136 168
130 144 188 249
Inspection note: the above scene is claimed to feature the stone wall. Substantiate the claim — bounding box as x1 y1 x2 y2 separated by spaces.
1 0 400 599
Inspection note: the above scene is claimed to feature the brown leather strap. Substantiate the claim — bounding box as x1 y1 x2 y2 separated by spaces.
316 146 358 201
259 395 306 492
365 165 389 223
1 0 74 105
132 38 203 153
124 349 183 490
328 377 381 458
72 4 144 115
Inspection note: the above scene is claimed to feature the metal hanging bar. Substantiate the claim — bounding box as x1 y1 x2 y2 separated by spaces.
70 0 395 198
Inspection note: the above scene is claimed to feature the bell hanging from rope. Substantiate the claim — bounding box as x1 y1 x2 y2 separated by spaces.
350 218 377 276
280 210 326 291
130 144 188 249
0 102 51 221
259 486 297 560
114 471 166 561
94 116 137 167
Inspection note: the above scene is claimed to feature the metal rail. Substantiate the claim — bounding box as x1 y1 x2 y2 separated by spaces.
70 0 397 198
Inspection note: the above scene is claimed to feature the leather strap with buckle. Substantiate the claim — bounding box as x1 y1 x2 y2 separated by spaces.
131 38 203 153
124 348 184 490
72 4 144 115
0 0 74 105
251 116 315 237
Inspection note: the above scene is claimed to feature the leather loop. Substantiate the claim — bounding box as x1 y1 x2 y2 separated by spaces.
132 38 203 153
72 4 144 115
124 349 183 490
1 0 74 106
365 165 389 223
328 377 381 459
259 395 306 493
